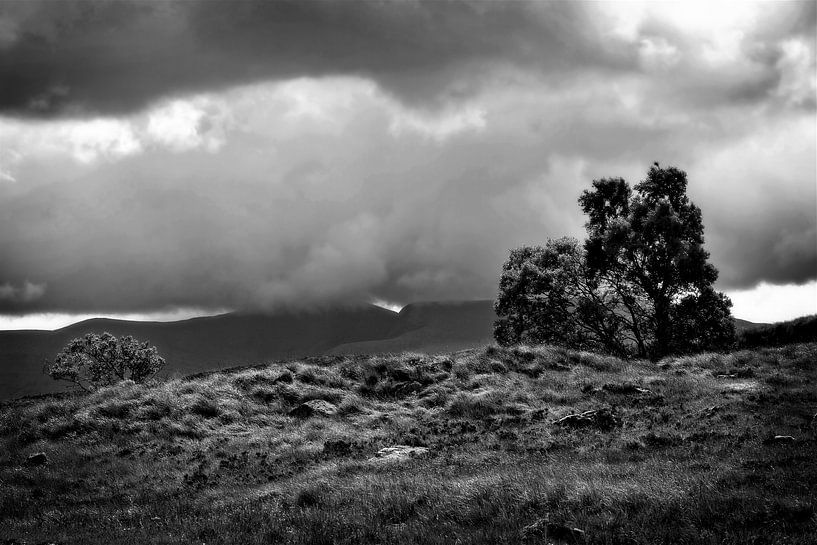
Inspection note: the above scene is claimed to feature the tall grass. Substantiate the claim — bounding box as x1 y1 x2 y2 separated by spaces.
1 343 815 544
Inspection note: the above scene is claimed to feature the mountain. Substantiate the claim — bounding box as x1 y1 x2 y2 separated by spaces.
0 305 398 400
0 301 496 400
733 318 768 332
329 300 495 355
737 314 817 348
0 299 784 401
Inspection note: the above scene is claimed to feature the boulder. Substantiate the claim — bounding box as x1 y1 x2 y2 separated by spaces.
374 445 429 461
553 408 621 431
288 399 338 418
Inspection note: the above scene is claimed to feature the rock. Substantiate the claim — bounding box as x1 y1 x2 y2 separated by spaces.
25 452 48 466
288 399 338 418
374 445 429 461
521 518 586 544
553 408 622 431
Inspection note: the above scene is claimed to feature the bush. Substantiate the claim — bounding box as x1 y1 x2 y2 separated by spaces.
46 332 165 392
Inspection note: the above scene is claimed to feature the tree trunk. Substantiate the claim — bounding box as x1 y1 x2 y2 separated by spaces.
653 296 671 360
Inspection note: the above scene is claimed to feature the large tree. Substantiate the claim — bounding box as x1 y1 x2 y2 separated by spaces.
494 163 735 359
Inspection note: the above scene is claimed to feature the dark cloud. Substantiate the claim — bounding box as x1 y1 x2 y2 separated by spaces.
0 0 637 117
0 2 814 317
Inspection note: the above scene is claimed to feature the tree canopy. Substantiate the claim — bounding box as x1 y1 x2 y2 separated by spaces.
494 163 735 359
47 332 165 391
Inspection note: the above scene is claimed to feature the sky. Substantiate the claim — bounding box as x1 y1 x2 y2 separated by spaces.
0 0 815 329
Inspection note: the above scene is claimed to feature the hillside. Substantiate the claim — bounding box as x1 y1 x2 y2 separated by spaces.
0 305 400 400
738 314 817 348
329 300 495 355
0 300 794 401
0 301 496 401
1 343 815 544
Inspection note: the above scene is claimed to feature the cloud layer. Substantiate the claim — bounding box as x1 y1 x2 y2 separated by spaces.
0 1 632 116
0 1 814 316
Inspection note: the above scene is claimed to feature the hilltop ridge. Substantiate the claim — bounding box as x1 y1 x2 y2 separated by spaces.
0 301 494 400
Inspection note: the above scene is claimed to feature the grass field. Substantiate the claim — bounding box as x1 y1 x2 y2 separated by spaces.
1 343 815 544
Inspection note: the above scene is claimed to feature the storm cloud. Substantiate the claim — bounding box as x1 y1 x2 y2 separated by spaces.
0 1 814 317
0 0 635 116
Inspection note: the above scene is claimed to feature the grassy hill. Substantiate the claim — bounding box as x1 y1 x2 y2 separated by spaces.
0 302 495 400
1 343 815 544
0 301 806 401
738 314 817 348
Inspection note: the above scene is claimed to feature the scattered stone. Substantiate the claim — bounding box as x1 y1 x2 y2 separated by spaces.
553 408 622 431
25 452 48 466
323 439 352 455
602 382 651 395
374 445 429 461
288 399 338 418
521 518 586 544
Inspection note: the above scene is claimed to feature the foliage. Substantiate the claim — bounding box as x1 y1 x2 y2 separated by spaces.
493 238 629 355
495 163 735 358
46 332 165 391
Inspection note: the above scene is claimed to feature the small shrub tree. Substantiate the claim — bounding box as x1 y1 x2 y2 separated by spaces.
494 163 735 359
46 332 165 392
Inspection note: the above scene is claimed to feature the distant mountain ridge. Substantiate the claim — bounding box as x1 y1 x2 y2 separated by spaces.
0 300 779 400
0 301 495 400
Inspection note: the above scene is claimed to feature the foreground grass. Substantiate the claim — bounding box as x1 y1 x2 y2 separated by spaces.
1 343 815 544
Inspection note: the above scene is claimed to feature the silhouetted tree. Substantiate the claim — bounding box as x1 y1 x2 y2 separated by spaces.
495 163 735 359
47 332 165 391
